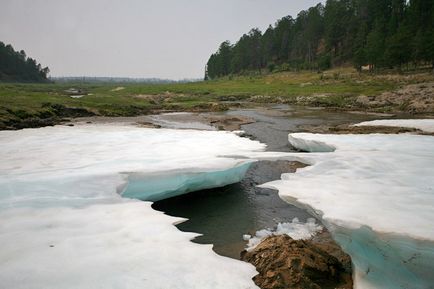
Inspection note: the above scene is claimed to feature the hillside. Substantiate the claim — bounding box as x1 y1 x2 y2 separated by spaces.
0 41 50 82
206 0 434 79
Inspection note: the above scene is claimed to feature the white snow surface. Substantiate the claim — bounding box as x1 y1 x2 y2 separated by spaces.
243 218 323 250
354 118 434 133
261 132 434 288
4 121 434 289
263 132 434 240
0 124 265 289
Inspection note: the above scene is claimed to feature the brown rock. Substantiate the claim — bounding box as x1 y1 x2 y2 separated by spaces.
356 82 434 113
204 114 255 131
298 123 430 135
241 234 353 289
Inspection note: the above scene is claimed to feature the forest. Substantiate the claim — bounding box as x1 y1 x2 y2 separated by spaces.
0 41 50 82
206 0 434 79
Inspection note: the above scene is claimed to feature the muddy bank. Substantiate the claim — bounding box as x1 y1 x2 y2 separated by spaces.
0 104 95 130
298 123 428 134
66 111 255 131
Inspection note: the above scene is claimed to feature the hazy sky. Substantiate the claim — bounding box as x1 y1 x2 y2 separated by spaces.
0 0 321 79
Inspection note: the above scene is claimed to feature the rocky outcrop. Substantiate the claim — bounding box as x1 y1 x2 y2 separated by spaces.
356 82 434 113
241 234 353 289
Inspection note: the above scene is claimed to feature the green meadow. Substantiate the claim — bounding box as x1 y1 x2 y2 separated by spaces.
1 68 432 128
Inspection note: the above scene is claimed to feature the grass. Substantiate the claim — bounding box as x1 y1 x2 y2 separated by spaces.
1 68 432 128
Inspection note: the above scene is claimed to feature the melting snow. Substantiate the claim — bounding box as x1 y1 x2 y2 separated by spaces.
3 119 434 289
354 118 434 133
0 125 264 289
262 131 434 289
243 218 323 250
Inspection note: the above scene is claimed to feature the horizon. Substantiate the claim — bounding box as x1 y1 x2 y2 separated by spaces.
0 0 321 80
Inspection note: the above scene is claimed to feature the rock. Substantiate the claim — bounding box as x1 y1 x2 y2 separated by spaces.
241 234 353 289
357 82 434 113
203 114 255 131
297 123 425 135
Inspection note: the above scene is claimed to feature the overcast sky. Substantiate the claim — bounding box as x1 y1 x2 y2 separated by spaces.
0 0 321 79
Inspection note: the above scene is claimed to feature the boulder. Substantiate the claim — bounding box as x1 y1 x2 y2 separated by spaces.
241 234 352 289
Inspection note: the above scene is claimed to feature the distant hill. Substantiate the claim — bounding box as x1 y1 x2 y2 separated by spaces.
206 0 434 79
0 41 50 83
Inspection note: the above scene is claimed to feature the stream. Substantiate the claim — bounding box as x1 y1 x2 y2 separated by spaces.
153 105 379 258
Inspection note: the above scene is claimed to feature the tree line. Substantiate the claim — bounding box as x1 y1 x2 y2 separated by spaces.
0 41 50 82
206 0 434 79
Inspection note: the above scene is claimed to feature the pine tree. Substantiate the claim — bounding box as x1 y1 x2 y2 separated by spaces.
205 0 432 79
0 41 50 82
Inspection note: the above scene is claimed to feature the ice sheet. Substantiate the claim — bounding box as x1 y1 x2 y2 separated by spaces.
261 132 434 288
354 119 434 133
4 120 434 289
0 125 264 289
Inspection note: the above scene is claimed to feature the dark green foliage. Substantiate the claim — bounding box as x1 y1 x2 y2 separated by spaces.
267 63 276 72
0 41 50 82
206 0 434 79
318 54 332 71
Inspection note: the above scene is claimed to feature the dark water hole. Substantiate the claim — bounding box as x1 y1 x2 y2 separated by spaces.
153 161 311 258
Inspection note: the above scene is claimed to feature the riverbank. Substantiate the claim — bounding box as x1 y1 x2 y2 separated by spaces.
1 69 432 130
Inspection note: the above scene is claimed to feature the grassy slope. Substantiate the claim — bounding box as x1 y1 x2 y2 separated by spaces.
1 68 432 128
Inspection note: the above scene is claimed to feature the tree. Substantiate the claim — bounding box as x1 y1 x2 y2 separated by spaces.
365 22 386 70
0 41 50 82
205 0 431 78
353 23 368 71
385 25 412 70
247 28 263 72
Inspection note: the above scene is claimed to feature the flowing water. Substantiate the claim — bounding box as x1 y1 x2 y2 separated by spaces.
153 105 380 258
